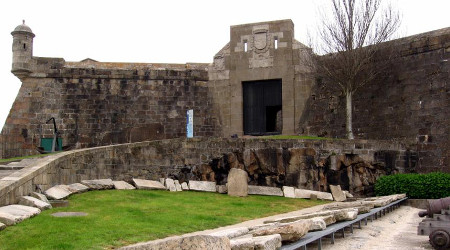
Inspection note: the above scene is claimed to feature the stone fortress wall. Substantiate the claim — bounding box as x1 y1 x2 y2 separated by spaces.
0 138 413 206
1 20 449 172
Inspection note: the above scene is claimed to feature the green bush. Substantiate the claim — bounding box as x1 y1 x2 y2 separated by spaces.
374 172 450 199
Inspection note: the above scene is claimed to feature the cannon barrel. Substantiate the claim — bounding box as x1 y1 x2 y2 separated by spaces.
418 197 450 217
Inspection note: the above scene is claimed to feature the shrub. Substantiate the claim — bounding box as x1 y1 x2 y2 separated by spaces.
374 172 450 199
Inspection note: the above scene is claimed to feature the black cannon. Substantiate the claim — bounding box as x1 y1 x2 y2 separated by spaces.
418 197 450 249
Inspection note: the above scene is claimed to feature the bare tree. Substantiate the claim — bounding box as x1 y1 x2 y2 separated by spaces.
313 0 401 139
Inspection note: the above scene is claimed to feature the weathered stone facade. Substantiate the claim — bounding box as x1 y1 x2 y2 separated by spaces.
1 20 448 172
300 28 450 172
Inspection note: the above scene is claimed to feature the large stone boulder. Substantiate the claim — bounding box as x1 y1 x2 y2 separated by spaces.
252 219 312 243
81 179 114 190
188 181 217 192
132 179 166 190
120 235 230 250
31 192 51 204
0 205 41 226
329 185 347 202
230 234 282 250
165 178 176 192
0 222 5 231
45 185 73 200
19 196 52 210
227 168 248 197
248 185 283 196
282 186 296 198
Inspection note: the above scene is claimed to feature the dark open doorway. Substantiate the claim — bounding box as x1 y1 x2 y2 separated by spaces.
243 79 282 135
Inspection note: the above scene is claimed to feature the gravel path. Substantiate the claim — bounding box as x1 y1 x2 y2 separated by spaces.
319 206 433 250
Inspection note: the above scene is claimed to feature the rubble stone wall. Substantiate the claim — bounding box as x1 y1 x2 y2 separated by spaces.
0 137 414 206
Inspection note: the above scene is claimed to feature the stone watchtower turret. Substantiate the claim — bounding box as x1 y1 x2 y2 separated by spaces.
11 20 35 80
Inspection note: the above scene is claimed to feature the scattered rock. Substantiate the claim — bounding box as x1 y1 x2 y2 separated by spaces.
113 181 136 190
227 168 248 197
294 189 333 200
165 178 176 192
282 186 296 198
132 178 166 190
0 222 5 231
120 235 230 250
159 178 165 186
174 180 183 192
252 219 312 242
209 227 249 239
330 185 347 202
188 181 217 192
216 185 228 194
44 185 73 200
81 179 114 190
31 192 50 204
0 205 41 226
51 212 88 217
67 183 90 193
181 182 189 190
248 185 283 197
19 196 52 210
253 234 282 250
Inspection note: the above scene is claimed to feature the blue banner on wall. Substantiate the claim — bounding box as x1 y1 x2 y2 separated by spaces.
186 109 193 138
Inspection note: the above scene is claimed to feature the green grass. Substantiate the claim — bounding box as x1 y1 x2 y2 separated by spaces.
259 135 333 140
0 152 61 163
0 190 328 249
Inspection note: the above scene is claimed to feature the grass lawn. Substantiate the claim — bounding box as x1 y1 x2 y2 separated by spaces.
0 190 328 249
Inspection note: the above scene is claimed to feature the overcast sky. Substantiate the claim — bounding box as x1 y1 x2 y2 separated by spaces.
0 0 449 131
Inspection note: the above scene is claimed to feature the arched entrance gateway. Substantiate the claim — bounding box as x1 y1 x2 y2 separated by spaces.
208 19 314 137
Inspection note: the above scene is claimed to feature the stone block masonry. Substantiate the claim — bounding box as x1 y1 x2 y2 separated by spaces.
0 137 414 206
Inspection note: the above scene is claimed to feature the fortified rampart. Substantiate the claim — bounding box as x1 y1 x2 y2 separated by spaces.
0 137 414 206
301 28 450 172
1 20 448 172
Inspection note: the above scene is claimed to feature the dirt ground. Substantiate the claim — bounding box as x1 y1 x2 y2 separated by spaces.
318 205 433 250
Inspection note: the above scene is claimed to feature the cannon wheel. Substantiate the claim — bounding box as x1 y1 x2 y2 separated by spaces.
429 229 450 250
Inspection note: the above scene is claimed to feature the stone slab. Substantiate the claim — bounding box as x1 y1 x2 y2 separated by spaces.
31 192 50 204
216 185 228 194
181 182 189 190
283 186 296 198
45 185 73 200
132 178 166 190
0 205 41 226
188 181 217 192
113 181 136 190
174 180 182 192
248 185 283 196
309 217 326 231
81 179 114 190
227 168 248 197
230 237 254 250
253 234 282 250
165 178 176 192
67 183 90 193
120 235 230 250
330 185 347 202
253 219 312 242
19 196 52 210
0 222 5 231
343 190 354 198
209 227 249 239
294 188 333 200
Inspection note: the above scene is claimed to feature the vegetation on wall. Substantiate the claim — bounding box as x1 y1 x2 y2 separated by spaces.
374 172 450 199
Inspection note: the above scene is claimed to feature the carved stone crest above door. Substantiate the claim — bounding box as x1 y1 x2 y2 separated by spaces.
252 29 270 54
